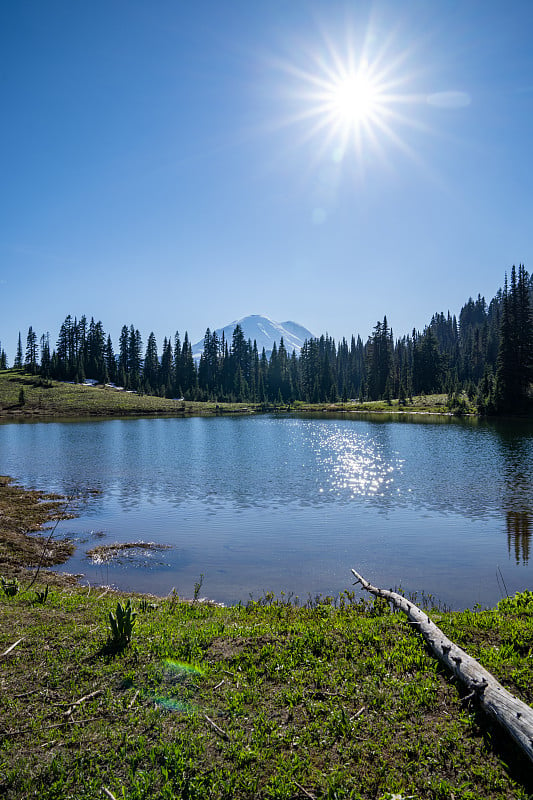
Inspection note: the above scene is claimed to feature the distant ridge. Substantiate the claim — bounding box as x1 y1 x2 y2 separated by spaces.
192 315 314 359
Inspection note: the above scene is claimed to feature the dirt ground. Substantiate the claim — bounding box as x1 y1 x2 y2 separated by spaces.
0 475 78 587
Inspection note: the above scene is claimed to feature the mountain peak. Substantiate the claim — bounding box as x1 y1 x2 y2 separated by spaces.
192 315 314 358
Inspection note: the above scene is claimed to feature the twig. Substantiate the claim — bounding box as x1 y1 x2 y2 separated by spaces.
213 679 225 690
2 715 111 736
12 688 39 699
64 689 103 718
102 789 118 800
496 565 509 598
204 713 229 740
0 638 24 658
97 587 110 600
128 690 140 709
350 706 365 721
294 781 316 799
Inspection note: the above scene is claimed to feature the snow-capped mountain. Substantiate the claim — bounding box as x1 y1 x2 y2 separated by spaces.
192 315 314 359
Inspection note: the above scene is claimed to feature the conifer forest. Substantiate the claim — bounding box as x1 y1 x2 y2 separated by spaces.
2 265 532 415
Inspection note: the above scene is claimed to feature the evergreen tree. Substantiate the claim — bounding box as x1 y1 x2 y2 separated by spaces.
118 325 129 386
40 333 51 377
143 332 159 392
181 333 197 398
55 316 75 379
86 318 106 380
105 335 117 384
14 332 23 368
495 265 533 413
160 337 174 397
25 326 38 373
128 326 143 390
366 318 392 399
173 332 183 396
412 326 442 394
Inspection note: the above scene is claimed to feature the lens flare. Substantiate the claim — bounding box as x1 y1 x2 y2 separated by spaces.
150 694 196 714
163 659 204 676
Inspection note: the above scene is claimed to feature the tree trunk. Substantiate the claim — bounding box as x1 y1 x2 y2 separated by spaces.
351 569 533 767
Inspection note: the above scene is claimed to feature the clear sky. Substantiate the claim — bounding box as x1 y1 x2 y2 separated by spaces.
1 0 532 361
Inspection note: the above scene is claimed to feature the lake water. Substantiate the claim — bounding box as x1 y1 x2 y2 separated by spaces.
1 413 532 609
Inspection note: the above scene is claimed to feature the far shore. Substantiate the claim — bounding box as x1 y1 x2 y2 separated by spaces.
0 369 474 421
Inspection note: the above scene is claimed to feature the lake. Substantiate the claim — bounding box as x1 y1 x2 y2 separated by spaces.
1 413 532 609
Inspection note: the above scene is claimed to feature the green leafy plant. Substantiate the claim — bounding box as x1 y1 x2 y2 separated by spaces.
33 586 49 605
139 598 157 613
193 573 204 602
1 576 20 597
108 599 136 649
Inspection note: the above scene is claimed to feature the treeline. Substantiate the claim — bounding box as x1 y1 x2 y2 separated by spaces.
1 265 532 414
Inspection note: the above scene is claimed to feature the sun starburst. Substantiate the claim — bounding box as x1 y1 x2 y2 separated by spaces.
273 24 423 168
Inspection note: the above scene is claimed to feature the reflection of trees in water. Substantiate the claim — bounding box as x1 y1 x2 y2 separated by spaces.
494 419 533 565
506 510 531 565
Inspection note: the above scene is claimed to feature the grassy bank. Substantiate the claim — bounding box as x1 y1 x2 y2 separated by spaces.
1 480 533 799
1 582 532 799
0 369 472 420
0 370 255 419
292 393 473 416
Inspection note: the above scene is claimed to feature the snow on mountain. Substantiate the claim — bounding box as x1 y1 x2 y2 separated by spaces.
192 315 314 360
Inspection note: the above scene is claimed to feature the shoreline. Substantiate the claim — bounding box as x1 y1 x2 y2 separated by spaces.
1 369 478 421
0 475 80 588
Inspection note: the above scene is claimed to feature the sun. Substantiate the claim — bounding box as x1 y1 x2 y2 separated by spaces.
328 70 380 129
307 54 397 159
272 27 420 166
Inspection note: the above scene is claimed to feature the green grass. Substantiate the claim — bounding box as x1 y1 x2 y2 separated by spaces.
293 394 476 416
0 370 255 418
0 585 532 799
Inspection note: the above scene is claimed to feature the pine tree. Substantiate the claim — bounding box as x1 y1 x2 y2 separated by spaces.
143 332 159 392
181 333 197 398
118 326 129 386
517 264 533 390
160 337 174 397
105 335 117 384
25 326 38 373
40 333 51 377
14 332 23 368
495 265 533 413
128 326 143 390
366 319 392 399
173 332 183 396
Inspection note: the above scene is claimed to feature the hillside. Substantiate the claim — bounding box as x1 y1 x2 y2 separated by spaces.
0 371 254 419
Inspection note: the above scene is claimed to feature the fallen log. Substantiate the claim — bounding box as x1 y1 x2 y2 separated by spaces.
351 569 533 767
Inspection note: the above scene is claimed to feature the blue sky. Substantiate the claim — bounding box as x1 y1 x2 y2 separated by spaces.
1 0 532 361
